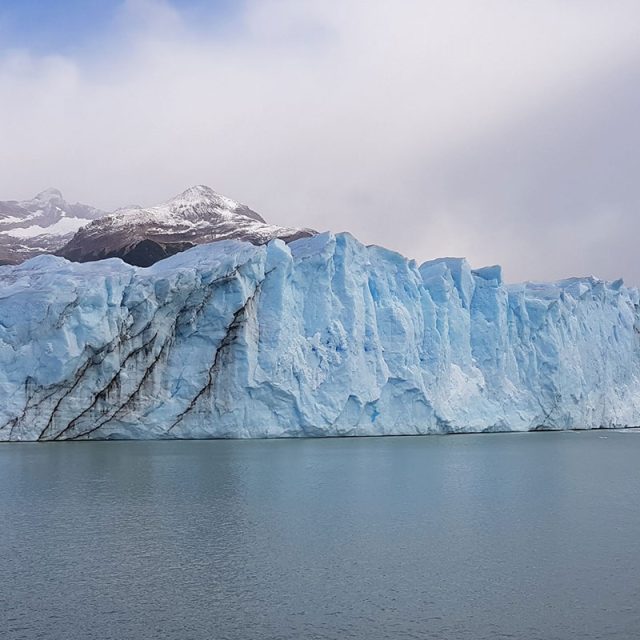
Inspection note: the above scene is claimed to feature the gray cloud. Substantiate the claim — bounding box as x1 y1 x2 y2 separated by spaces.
1 0 639 282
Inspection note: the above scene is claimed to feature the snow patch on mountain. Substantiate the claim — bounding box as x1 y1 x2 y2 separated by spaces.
1 216 91 239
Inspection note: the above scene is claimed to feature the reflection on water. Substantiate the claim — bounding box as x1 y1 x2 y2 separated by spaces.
2 431 640 639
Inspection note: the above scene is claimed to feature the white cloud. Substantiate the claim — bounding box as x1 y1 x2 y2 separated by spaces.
1 0 639 282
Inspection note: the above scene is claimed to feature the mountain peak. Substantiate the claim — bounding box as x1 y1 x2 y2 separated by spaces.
169 185 225 206
163 185 266 224
178 184 218 198
33 188 64 203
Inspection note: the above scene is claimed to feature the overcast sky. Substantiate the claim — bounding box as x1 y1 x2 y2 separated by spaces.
1 0 639 283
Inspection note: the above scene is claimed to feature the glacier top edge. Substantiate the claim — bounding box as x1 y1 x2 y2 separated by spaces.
0 231 634 300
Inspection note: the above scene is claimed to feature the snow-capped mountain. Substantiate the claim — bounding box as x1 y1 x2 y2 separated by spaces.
59 185 315 266
0 188 104 264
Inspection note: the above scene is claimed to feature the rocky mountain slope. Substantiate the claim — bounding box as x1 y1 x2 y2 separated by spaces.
58 185 314 267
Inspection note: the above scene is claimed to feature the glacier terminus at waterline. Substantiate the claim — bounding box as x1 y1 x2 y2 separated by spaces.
1 231 639 440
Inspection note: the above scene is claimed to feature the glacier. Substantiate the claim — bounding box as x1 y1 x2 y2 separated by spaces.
1 232 639 441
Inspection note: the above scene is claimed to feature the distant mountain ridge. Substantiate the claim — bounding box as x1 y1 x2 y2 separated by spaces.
0 189 104 265
0 186 315 267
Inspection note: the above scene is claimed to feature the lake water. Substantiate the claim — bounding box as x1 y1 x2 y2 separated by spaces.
2 431 640 640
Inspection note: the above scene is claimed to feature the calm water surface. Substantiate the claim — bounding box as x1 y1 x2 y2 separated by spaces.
2 431 640 640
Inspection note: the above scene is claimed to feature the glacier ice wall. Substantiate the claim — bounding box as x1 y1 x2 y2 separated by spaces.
1 232 639 440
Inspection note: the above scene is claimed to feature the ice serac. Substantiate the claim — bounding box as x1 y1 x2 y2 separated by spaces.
1 232 639 440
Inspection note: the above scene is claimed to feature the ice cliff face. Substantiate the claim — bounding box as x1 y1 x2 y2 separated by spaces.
1 232 639 440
